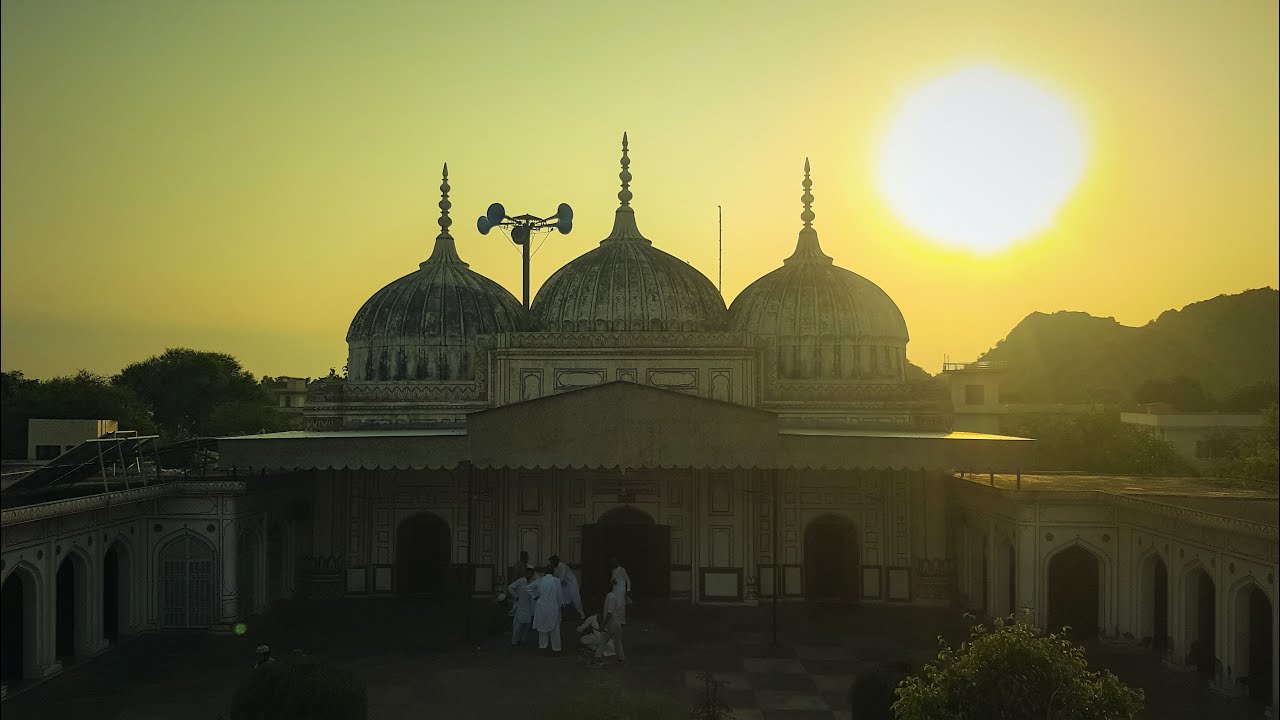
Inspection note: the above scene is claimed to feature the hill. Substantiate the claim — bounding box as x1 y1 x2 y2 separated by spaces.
978 288 1279 405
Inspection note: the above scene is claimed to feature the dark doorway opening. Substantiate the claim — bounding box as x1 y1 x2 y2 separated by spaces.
1046 545 1099 641
581 506 670 609
104 545 120 642
1152 558 1168 655
159 535 215 628
1 572 27 684
395 513 451 597
1189 569 1216 675
56 559 77 660
803 514 860 603
1247 587 1273 705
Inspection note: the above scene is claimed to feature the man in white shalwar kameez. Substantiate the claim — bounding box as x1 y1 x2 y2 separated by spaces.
506 567 535 646
595 578 626 663
526 565 563 653
550 555 584 619
609 557 632 625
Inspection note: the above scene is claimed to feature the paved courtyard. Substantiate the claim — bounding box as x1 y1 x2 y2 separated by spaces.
1 598 1266 719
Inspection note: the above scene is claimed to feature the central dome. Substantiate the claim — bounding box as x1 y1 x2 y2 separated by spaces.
531 134 727 332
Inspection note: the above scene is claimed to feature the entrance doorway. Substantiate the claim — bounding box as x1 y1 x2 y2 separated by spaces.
1183 567 1215 675
103 543 129 643
1 569 34 684
395 513 451 596
1046 545 1100 641
159 534 216 628
803 514 859 602
581 506 671 607
1140 554 1168 655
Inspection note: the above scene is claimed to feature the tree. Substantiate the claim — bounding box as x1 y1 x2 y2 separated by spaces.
1000 412 1196 475
0 370 155 458
894 619 1144 720
115 348 283 439
1134 376 1215 412
1206 403 1279 487
1219 381 1280 413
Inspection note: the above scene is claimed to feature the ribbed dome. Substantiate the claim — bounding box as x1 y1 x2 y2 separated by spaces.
346 165 526 382
531 134 727 332
729 160 908 381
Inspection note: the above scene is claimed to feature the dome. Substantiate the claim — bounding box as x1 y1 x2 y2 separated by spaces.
346 165 526 382
531 134 727 332
729 160 909 381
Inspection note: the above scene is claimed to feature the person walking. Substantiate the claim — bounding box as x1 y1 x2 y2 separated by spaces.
526 564 563 654
507 566 535 646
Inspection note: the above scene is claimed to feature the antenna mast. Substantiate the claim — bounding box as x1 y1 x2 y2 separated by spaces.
718 205 723 293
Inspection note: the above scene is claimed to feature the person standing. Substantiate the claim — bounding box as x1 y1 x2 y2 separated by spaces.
509 551 529 583
609 556 632 624
526 564 563 653
550 554 584 619
596 578 626 664
507 567 535 646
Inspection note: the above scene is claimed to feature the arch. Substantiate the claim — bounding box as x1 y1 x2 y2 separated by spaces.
598 505 655 525
1181 562 1216 675
1 562 40 683
103 539 132 643
1046 544 1101 641
1228 578 1273 706
394 512 451 597
157 532 216 628
55 547 92 662
803 513 860 602
1136 549 1170 655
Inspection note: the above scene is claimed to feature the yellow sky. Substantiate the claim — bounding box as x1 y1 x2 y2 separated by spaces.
2 1 1277 379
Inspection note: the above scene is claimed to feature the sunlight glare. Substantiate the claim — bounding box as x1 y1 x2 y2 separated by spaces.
877 66 1087 253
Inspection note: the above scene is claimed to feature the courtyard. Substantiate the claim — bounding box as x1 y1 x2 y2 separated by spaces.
0 598 1266 719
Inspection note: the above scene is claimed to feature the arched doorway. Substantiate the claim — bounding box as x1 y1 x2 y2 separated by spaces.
395 513 451 596
237 528 260 618
1139 554 1168 655
103 542 130 643
159 534 216 628
1046 545 1100 641
1183 566 1216 675
1232 584 1273 706
1 568 36 684
581 506 671 606
56 553 89 662
803 514 859 603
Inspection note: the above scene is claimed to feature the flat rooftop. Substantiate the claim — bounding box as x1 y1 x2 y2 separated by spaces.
960 473 1279 526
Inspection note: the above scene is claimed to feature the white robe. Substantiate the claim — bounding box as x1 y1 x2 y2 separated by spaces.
507 577 534 624
576 615 616 657
554 561 582 610
611 565 632 594
526 573 562 632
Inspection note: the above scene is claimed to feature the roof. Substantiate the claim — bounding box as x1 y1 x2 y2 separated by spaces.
218 382 1033 472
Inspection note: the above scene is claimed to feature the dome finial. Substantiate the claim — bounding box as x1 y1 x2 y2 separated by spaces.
604 132 649 243
784 157 832 266
618 132 633 207
424 161 468 267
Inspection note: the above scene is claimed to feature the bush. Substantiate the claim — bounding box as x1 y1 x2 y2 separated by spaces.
894 618 1143 720
228 655 367 720
850 662 910 720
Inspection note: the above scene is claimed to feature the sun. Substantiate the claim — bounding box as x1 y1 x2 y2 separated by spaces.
876 66 1087 253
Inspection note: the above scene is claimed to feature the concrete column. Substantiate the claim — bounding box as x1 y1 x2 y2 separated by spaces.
82 546 108 657
217 501 239 628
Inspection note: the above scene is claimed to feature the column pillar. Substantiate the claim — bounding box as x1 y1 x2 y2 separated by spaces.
215 501 239 630
911 472 953 605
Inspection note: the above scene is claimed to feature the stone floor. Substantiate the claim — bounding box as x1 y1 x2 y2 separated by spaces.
0 598 1267 719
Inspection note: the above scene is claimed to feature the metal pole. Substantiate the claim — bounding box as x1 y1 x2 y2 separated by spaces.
772 470 781 647
98 443 109 493
522 238 531 309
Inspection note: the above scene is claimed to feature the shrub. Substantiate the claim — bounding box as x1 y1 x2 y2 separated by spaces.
228 654 367 720
850 662 910 720
894 618 1143 720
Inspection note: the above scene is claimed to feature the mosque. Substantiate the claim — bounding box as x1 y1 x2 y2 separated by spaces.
0 135 1275 712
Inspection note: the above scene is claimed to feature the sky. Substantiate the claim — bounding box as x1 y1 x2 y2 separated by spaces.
2 0 1277 379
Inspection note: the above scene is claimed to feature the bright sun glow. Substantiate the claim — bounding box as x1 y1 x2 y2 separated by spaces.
877 66 1087 253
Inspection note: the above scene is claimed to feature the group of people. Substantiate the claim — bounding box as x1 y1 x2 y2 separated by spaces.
503 552 631 664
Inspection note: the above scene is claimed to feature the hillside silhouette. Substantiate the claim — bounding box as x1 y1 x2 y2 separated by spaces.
978 287 1279 405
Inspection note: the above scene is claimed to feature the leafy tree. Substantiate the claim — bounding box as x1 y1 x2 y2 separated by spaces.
1134 376 1215 412
851 662 911 720
1001 412 1196 475
1205 403 1279 487
115 348 282 439
894 619 1144 720
1219 381 1280 413
0 370 155 458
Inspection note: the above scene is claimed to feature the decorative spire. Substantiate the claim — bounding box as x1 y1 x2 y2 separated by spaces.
604 131 649 243
784 157 832 265
424 162 468 266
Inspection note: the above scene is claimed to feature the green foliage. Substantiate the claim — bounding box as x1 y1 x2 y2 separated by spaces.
851 663 910 720
1001 412 1197 475
894 619 1144 720
1134 376 1214 412
980 288 1278 405
114 348 285 439
1219 381 1280 413
228 655 367 720
0 370 155 459
1204 403 1279 487
535 670 686 720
